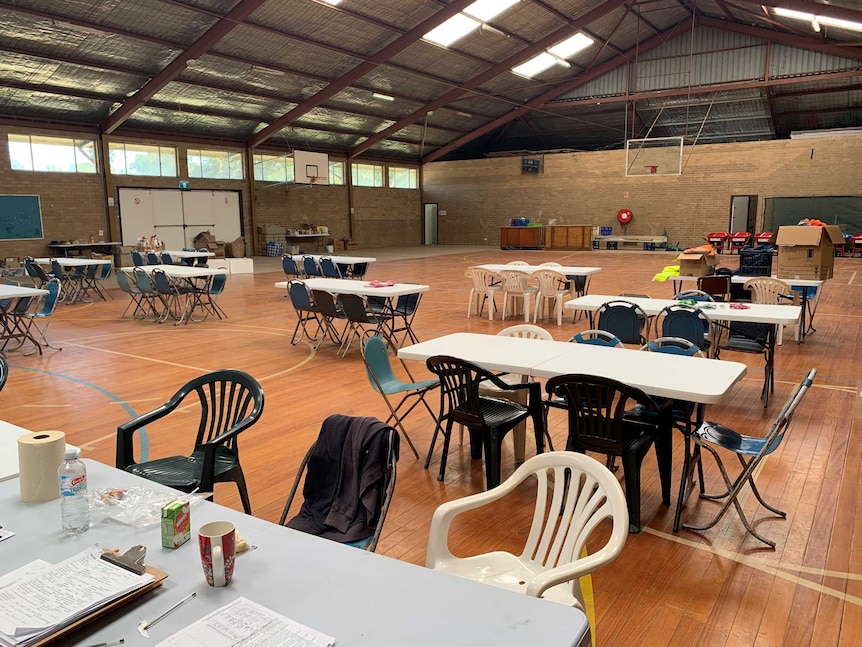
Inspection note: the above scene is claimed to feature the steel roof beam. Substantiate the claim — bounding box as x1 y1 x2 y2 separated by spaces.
742 0 862 25
351 0 631 159
100 0 270 135
247 0 475 148
423 20 692 163
699 16 862 60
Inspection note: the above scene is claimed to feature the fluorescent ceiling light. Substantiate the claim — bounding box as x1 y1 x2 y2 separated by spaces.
424 13 480 47
463 0 520 22
512 33 593 78
456 111 473 118
317 0 342 5
372 92 395 101
773 7 862 32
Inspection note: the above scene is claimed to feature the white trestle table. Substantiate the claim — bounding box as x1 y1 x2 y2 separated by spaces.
399 332 747 531
565 294 799 407
0 459 590 647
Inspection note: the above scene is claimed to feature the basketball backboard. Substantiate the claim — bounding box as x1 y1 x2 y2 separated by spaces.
625 137 683 177
294 150 330 185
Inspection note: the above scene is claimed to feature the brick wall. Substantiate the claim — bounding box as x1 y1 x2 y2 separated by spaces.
0 124 422 260
423 136 862 247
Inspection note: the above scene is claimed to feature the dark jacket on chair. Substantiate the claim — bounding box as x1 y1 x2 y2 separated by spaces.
287 414 398 542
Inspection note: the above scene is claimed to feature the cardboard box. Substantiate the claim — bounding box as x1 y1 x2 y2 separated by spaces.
776 264 834 281
775 225 842 281
161 499 190 549
258 223 285 235
675 251 719 276
343 241 359 250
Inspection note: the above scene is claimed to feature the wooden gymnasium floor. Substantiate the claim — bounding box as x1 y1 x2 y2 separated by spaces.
3 247 861 646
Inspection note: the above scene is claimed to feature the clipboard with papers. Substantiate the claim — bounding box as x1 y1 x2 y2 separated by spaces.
0 548 167 647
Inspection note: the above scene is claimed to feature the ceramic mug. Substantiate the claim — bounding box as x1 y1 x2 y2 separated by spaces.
198 520 236 587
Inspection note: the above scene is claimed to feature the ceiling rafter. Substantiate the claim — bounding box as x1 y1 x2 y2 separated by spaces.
351 0 632 159
100 0 270 134
423 20 693 163
1 1 527 122
699 16 862 60
247 0 476 148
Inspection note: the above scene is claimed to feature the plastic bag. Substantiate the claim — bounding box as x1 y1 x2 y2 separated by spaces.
90 487 210 528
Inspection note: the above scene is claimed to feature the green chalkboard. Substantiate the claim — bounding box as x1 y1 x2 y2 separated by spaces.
0 195 44 240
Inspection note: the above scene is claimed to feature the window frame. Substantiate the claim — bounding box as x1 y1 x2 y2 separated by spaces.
187 148 244 180
8 134 97 174
351 162 384 188
108 142 177 177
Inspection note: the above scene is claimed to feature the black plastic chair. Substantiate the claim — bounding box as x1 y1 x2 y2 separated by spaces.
351 262 369 280
715 320 773 406
0 353 7 391
596 300 648 345
425 355 545 490
628 337 704 531
544 374 672 533
116 369 265 515
684 368 816 547
280 414 398 552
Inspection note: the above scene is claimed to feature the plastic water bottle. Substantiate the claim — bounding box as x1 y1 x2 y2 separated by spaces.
58 447 90 534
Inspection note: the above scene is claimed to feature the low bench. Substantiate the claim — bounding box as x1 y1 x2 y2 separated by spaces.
592 235 668 251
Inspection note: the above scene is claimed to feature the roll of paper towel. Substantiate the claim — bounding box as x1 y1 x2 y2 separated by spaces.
18 431 66 503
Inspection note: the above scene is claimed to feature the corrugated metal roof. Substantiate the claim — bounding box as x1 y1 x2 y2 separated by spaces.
0 0 860 161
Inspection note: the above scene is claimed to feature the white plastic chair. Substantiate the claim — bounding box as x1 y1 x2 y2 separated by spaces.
426 452 628 612
532 269 568 325
499 269 538 322
465 267 501 320
478 325 553 462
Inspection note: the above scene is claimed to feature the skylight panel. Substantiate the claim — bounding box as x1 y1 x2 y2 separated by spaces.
424 13 481 47
512 53 557 78
463 0 520 22
549 33 594 58
511 33 594 78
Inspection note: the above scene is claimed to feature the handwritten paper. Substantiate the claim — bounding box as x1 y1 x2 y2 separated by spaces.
157 597 334 647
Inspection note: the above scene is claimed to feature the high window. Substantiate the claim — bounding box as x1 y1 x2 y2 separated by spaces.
109 143 177 176
388 166 418 189
253 153 294 183
329 160 345 185
8 134 97 173
351 163 384 187
187 149 244 180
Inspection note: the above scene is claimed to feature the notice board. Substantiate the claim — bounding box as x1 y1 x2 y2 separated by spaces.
0 195 44 240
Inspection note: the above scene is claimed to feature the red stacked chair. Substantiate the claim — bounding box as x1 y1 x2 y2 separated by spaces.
852 234 862 257
754 232 773 246
729 232 752 254
707 232 729 253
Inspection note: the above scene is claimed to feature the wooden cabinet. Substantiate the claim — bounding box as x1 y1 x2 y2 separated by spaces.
545 225 592 250
499 226 543 249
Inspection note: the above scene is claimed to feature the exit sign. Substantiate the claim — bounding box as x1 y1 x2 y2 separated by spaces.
178 181 190 190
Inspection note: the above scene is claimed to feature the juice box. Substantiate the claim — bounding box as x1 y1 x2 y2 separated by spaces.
161 499 190 548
